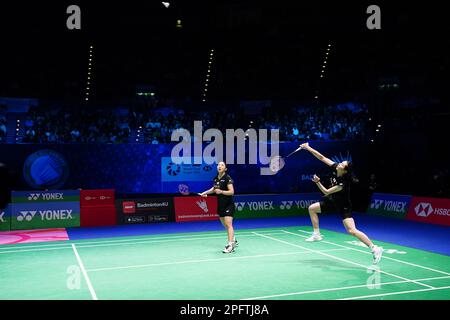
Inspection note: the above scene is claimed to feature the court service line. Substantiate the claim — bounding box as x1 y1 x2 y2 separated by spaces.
242 275 450 300
254 232 434 289
292 229 450 276
0 232 286 254
339 285 450 300
71 244 98 300
86 248 350 272
0 229 288 251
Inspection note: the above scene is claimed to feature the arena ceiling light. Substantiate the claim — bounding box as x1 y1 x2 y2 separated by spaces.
162 2 170 8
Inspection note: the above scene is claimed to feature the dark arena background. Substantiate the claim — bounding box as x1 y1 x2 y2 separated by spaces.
0 0 449 310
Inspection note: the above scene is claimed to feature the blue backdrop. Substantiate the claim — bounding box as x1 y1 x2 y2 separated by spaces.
0 141 369 194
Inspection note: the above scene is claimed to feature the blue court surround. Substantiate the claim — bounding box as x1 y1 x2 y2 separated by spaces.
66 213 450 256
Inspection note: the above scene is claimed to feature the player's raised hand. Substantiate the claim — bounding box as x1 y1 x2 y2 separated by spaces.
300 142 309 150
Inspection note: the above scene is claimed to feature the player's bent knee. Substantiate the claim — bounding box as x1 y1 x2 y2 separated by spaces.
309 203 320 214
347 228 357 236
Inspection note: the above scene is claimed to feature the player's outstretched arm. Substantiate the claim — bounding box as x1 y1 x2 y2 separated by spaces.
300 142 334 166
200 187 215 197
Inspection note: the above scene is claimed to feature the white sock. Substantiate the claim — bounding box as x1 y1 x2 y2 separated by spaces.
313 228 320 235
370 244 375 251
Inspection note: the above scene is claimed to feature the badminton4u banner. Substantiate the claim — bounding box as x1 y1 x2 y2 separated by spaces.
407 196 450 226
174 196 219 222
233 193 321 219
367 193 412 219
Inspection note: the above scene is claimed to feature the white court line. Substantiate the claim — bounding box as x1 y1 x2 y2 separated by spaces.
0 229 288 251
86 248 350 273
242 275 450 300
254 232 434 289
339 285 450 300
0 246 73 254
0 232 286 254
72 244 98 300
293 229 450 276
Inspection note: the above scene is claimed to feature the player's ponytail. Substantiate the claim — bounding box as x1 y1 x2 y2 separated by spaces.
345 162 359 184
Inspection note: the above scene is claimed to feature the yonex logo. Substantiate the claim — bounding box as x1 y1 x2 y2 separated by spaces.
28 193 40 201
17 211 37 222
235 202 246 211
280 201 294 210
196 199 209 213
370 199 384 209
415 202 433 218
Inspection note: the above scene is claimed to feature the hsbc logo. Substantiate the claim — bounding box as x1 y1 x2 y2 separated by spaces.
414 202 450 218
280 201 293 210
415 202 433 217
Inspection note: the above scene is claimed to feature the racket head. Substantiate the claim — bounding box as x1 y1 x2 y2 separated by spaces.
269 155 286 173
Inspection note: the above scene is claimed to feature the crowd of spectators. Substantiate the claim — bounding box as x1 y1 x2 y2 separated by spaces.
0 105 7 143
0 115 6 143
22 108 130 144
259 105 368 141
14 103 369 144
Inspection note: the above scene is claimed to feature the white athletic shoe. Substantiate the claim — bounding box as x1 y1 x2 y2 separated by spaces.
222 244 234 253
305 233 323 242
372 245 383 264
233 239 239 248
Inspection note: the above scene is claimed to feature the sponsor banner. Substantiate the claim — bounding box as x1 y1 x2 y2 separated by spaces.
174 196 219 222
80 189 115 207
367 193 412 219
0 204 11 231
234 193 321 219
80 206 117 227
116 198 174 224
123 215 170 224
406 197 450 226
161 157 216 182
10 202 80 230
12 190 80 203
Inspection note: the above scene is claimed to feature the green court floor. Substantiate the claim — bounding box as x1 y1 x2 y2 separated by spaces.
1 226 449 300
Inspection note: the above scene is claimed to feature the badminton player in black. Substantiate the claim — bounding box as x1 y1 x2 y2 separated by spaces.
200 162 238 253
300 142 383 264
